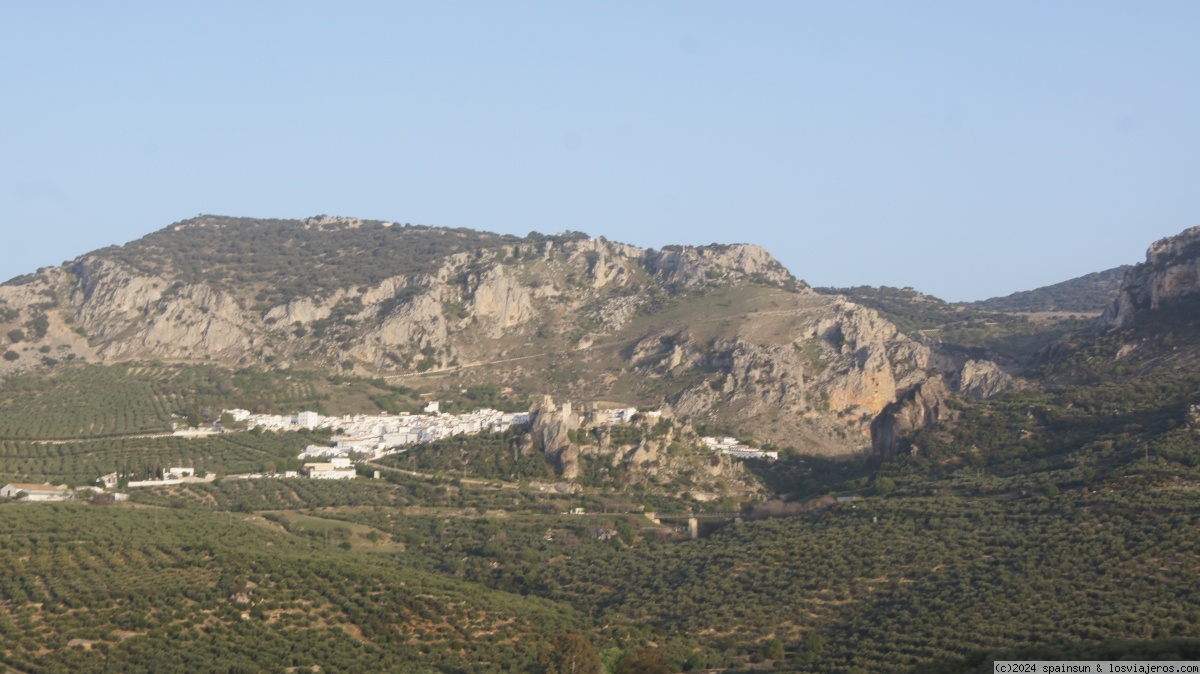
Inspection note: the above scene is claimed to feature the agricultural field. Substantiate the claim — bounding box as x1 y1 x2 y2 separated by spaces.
0 431 321 487
7 467 1200 673
0 364 325 441
0 503 581 674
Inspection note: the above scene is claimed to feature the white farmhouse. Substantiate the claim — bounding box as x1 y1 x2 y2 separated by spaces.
303 459 357 480
1 483 71 501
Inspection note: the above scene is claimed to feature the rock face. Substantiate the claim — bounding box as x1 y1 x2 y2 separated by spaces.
264 297 335 325
468 267 535 338
525 401 757 495
633 296 951 455
958 359 1019 400
646 244 796 288
871 376 958 458
530 396 581 479
71 258 255 361
1101 225 1200 329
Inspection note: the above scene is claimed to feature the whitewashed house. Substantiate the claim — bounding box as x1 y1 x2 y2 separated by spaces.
1 483 71 501
303 461 357 480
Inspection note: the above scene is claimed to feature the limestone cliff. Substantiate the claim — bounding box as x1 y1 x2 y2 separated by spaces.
526 398 759 496
646 244 797 288
957 359 1020 400
631 296 951 455
529 396 582 479
467 266 536 338
1101 225 1200 329
71 257 256 361
871 376 958 458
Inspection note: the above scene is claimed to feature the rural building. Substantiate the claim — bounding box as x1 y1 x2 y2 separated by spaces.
303 459 357 480
1 483 71 501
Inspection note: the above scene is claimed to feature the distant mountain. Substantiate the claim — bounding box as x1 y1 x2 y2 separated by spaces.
969 266 1130 313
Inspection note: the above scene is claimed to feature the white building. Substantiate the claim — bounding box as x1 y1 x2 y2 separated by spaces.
1 483 71 501
303 461 357 480
223 406 535 473
701 436 778 461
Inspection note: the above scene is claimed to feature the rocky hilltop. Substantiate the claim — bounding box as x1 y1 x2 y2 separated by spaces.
1101 226 1200 329
0 215 1012 456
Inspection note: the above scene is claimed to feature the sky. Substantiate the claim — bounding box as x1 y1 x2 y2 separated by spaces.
1 2 1197 301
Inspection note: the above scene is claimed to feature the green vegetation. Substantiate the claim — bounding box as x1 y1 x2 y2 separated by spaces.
969 266 1129 313
814 285 1096 366
380 430 558 483
0 504 580 673
0 364 326 440
94 216 597 308
813 286 969 334
506 485 1200 673
6 461 1200 673
0 431 321 487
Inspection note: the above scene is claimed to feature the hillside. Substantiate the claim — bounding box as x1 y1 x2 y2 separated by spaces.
92 215 526 306
0 214 1017 456
969 266 1129 313
812 285 1091 374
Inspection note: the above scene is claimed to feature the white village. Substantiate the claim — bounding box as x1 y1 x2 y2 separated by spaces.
237 403 533 480
4 401 775 502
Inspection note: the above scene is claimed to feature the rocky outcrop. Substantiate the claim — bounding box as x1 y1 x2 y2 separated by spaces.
646 244 795 287
355 291 451 366
633 296 953 453
566 238 638 289
264 296 336 325
69 257 255 361
530 396 581 479
815 300 935 413
468 266 535 337
71 257 166 340
871 376 958 458
1101 225 1200 329
561 407 753 493
360 274 429 307
958 359 1018 400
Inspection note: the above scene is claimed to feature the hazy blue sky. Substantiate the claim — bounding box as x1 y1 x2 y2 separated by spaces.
2 2 1197 300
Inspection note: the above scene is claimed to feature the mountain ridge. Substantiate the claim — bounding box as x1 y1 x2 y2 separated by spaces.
0 214 995 458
